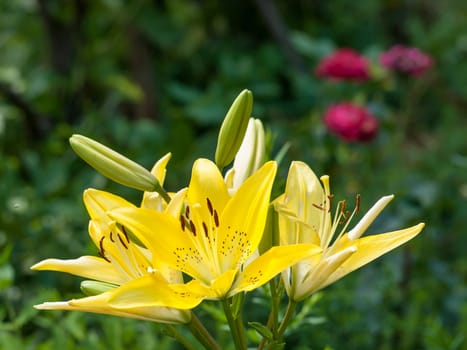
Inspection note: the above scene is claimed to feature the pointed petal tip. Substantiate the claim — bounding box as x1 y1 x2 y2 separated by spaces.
34 301 69 310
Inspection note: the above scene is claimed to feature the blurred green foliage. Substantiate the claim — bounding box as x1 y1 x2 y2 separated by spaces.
1 1 466 349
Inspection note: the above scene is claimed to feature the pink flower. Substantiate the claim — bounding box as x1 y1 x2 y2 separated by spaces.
315 49 370 81
323 102 378 142
379 45 433 76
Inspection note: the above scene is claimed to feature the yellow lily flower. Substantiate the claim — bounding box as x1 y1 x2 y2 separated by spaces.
274 161 425 301
108 159 321 308
31 155 198 323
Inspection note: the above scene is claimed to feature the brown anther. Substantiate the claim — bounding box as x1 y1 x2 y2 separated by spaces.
202 222 208 237
189 220 197 236
327 194 334 212
98 251 111 262
117 233 128 249
213 210 219 227
206 198 213 216
340 200 347 214
121 226 130 243
185 205 190 219
109 231 115 242
180 215 186 231
356 194 361 213
99 237 110 262
312 203 326 211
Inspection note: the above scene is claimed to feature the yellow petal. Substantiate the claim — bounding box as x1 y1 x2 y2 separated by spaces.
108 208 206 280
35 291 190 324
181 269 238 299
84 189 135 221
150 152 172 183
229 244 321 296
141 153 172 210
31 256 125 285
108 274 204 310
187 158 230 216
218 161 277 270
293 246 357 301
274 162 324 246
322 223 425 289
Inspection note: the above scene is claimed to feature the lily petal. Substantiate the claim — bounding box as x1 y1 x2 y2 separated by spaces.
323 223 425 289
108 274 204 310
35 291 191 324
141 153 172 210
219 161 277 270
187 158 230 218
84 189 135 221
229 244 321 296
31 256 125 285
108 208 198 277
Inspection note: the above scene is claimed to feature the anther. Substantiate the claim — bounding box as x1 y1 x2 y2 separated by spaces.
202 222 208 237
189 220 197 236
121 226 130 243
206 198 213 216
312 203 325 211
99 237 110 262
213 210 219 227
117 233 128 249
356 194 361 213
180 215 186 231
185 205 190 219
327 194 334 212
341 200 347 214
109 231 115 242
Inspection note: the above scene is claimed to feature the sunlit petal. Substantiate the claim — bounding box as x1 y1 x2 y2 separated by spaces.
219 161 277 270
322 223 425 288
35 290 191 324
31 256 124 285
229 244 321 296
108 274 204 310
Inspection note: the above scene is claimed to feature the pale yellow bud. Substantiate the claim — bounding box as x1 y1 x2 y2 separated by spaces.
70 134 159 192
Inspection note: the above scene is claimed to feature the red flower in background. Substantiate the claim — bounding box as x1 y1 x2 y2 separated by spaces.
315 49 370 81
379 45 433 76
323 102 378 142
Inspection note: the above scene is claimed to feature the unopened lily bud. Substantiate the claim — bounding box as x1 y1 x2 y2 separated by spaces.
80 280 117 296
215 89 253 169
225 118 266 194
70 134 159 192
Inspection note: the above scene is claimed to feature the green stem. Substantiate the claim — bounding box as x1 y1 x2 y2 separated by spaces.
164 324 197 350
154 182 172 204
186 312 221 350
257 278 279 350
276 299 297 339
221 299 247 350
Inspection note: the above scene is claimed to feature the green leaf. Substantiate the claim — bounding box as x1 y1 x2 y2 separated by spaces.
248 322 273 340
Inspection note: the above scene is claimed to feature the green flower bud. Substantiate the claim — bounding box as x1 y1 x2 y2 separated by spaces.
80 280 117 296
70 134 159 192
215 89 253 169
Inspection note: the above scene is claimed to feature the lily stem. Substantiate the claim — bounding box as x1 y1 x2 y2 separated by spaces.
187 312 222 350
276 298 297 340
164 325 197 350
154 182 172 204
221 298 247 350
257 278 279 350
